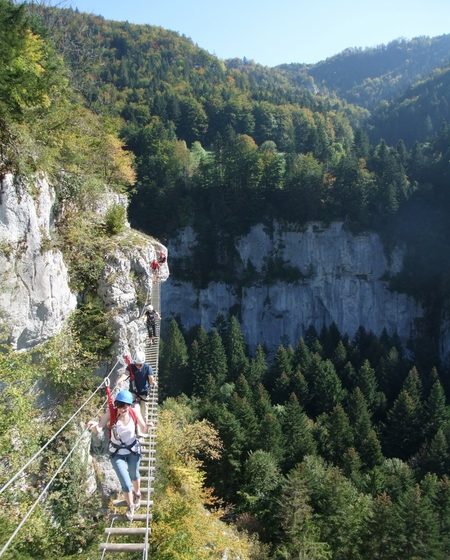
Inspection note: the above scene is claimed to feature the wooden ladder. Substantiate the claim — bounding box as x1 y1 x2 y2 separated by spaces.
99 280 161 556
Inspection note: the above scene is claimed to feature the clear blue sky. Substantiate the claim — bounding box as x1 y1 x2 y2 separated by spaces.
65 0 450 66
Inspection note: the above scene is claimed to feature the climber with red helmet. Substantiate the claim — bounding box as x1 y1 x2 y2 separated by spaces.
87 389 147 520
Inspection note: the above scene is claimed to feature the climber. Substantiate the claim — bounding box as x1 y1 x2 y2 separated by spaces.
157 250 167 264
87 389 147 521
118 351 156 423
144 305 161 344
150 259 160 274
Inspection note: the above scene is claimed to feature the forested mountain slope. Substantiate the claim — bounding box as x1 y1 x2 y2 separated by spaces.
370 65 450 145
278 35 450 110
36 5 450 336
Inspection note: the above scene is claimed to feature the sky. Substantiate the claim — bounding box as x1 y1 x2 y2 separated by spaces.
64 0 450 67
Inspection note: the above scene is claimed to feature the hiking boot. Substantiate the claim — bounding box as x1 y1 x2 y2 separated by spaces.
125 505 135 521
133 492 141 511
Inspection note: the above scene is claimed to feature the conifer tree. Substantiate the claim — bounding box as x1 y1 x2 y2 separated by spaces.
159 318 189 397
377 346 403 399
273 371 291 404
379 458 415 501
384 388 423 459
362 492 404 560
361 429 384 468
283 393 316 470
424 377 448 438
292 367 309 406
332 340 348 370
272 345 293 382
190 327 209 396
254 383 273 420
346 388 382 467
357 359 378 409
239 450 280 527
306 355 344 416
257 411 284 463
247 344 267 387
341 361 357 390
235 373 253 402
396 484 441 559
420 429 450 475
205 328 228 386
402 366 423 408
276 464 331 560
205 403 246 499
341 447 362 483
224 316 249 381
229 393 259 451
322 404 354 464
293 337 311 371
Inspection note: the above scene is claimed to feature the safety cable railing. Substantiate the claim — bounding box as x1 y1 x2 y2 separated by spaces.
0 357 122 497
0 248 165 557
0 386 113 558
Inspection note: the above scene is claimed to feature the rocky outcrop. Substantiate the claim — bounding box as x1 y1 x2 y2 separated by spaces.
0 173 169 355
162 222 423 353
0 174 76 349
98 234 168 361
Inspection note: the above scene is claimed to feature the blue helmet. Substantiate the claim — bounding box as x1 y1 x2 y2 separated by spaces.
115 389 134 405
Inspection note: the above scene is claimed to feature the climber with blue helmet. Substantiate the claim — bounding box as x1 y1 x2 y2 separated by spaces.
87 388 147 521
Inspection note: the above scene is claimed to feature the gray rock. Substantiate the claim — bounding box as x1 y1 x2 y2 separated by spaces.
162 222 424 354
0 174 76 348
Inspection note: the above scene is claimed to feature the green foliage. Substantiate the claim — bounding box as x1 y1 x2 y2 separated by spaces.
36 320 99 392
161 320 450 557
0 349 43 480
104 203 126 235
151 399 261 559
159 319 189 398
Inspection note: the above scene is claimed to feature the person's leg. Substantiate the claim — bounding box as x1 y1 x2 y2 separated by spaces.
111 455 133 512
129 453 142 509
139 397 148 424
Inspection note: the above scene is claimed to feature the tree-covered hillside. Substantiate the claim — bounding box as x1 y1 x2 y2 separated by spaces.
160 317 450 559
370 65 450 146
278 35 450 110
33 5 450 314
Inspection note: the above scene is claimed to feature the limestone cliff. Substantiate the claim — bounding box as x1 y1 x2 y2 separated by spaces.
0 174 76 349
162 222 423 353
0 173 169 355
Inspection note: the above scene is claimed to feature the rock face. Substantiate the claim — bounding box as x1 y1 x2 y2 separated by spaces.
162 222 423 353
0 174 76 349
98 235 168 362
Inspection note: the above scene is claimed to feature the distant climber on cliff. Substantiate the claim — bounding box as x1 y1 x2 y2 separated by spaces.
157 250 167 264
145 305 160 344
150 258 160 274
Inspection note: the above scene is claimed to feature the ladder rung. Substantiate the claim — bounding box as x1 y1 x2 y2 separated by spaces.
113 499 153 507
132 513 153 521
104 527 148 535
139 476 155 482
99 543 146 552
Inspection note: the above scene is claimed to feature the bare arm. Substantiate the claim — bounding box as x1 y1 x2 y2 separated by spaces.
116 369 130 389
87 410 110 433
134 406 148 433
